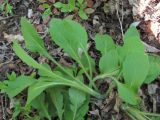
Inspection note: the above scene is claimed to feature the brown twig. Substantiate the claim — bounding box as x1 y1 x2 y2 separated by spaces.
116 0 124 39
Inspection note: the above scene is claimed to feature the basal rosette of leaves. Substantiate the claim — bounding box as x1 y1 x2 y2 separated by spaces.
0 18 160 120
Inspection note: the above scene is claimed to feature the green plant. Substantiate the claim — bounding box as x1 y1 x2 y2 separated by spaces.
41 3 52 19
0 0 13 16
37 0 52 20
0 18 160 119
54 0 90 19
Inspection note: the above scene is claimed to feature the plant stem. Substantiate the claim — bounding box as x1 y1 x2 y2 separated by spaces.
39 64 100 97
80 44 93 78
93 69 119 82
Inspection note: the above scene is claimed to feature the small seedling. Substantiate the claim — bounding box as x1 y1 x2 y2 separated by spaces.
38 2 52 20
0 18 160 119
54 0 92 19
0 0 13 16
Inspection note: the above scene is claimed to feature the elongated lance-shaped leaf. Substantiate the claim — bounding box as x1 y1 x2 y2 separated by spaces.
21 17 81 81
68 0 75 11
122 51 149 92
99 49 119 74
144 54 160 84
118 26 145 62
21 17 48 55
31 93 51 120
95 34 115 55
49 18 87 60
69 88 86 120
13 41 42 69
48 88 64 120
124 26 140 41
115 80 140 105
13 42 68 80
49 18 93 80
13 42 100 98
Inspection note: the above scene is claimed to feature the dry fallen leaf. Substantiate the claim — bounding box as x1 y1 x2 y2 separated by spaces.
87 0 94 8
3 32 24 43
142 41 160 53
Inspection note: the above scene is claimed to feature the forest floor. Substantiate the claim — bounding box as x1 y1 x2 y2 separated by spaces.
0 0 160 120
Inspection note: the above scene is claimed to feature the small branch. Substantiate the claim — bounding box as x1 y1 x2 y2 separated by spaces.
1 94 6 120
116 0 124 39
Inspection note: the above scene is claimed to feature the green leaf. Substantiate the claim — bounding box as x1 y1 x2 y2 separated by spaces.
77 0 84 4
144 54 160 84
64 92 73 120
68 0 75 11
95 34 115 55
124 26 140 41
122 38 144 56
4 75 35 98
49 18 88 60
0 82 7 90
54 2 63 8
42 8 52 19
118 26 145 61
144 63 160 84
27 74 96 106
48 88 64 120
75 96 89 120
49 18 93 78
118 40 145 63
13 42 42 69
12 101 21 119
13 42 58 78
78 9 88 20
6 3 13 14
38 63 52 77
31 93 51 120
13 42 99 100
20 18 75 78
54 0 75 12
99 49 119 74
42 3 50 9
69 88 86 120
122 52 149 91
61 4 70 12
21 17 48 55
116 81 140 105
80 53 95 73
6 72 16 81
14 41 99 98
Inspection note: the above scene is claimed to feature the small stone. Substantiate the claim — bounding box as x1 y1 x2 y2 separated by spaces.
27 9 33 18
85 8 95 14
148 84 158 95
93 15 99 25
